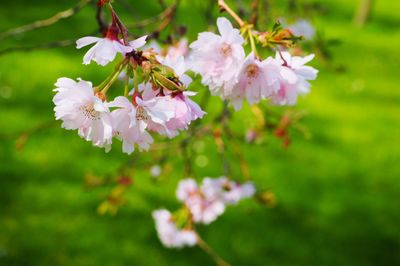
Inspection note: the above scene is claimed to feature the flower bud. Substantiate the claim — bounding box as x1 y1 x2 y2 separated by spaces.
152 71 183 92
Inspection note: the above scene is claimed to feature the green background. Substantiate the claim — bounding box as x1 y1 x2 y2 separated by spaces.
0 0 399 265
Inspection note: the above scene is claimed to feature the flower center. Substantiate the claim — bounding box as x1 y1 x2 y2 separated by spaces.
219 43 232 57
245 64 259 79
136 106 149 121
80 103 100 120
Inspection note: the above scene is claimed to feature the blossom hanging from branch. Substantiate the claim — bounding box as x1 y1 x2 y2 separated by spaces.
50 0 319 264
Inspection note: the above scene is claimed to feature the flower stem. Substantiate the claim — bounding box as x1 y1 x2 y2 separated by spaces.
95 58 128 92
124 66 130 97
107 3 129 45
217 0 245 27
133 68 139 92
197 235 231 266
100 58 128 95
248 28 258 58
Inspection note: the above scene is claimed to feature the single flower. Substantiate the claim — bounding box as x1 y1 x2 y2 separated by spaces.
189 17 245 98
53 78 113 150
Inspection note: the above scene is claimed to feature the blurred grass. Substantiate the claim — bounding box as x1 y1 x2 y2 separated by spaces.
0 0 400 265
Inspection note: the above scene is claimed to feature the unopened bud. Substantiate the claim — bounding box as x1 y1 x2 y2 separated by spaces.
152 71 183 92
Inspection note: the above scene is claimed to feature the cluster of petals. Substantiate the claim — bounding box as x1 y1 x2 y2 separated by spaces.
152 209 197 248
53 77 204 154
189 17 318 110
176 177 255 224
54 32 205 154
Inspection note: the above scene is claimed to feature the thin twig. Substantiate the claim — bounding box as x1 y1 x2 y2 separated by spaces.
0 40 74 56
250 0 260 26
197 235 231 266
157 0 167 9
155 0 180 34
0 0 93 40
96 2 108 35
217 0 245 27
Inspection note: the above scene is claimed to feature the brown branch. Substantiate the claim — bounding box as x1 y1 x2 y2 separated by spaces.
157 0 167 9
0 0 93 40
250 0 260 26
154 0 180 34
0 39 75 56
125 4 174 29
197 235 231 266
96 2 108 35
217 0 245 27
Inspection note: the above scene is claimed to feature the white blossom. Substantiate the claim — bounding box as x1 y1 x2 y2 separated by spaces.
189 17 245 98
271 52 318 105
152 209 197 248
53 78 113 150
230 53 281 110
76 36 133 66
108 94 174 154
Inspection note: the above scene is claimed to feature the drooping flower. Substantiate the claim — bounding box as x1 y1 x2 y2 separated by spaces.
137 71 205 138
53 78 113 150
108 96 151 154
176 178 225 225
189 17 245 98
271 52 318 105
75 28 147 66
152 209 197 248
108 94 174 154
176 177 255 225
230 52 281 110
165 91 205 136
201 177 255 205
76 36 133 66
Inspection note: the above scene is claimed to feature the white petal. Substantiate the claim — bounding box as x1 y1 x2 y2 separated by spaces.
76 36 101 49
217 17 234 38
129 35 148 49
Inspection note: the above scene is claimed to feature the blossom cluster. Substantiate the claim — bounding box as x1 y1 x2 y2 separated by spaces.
189 17 318 110
153 177 255 248
53 29 204 153
51 0 320 261
53 14 318 153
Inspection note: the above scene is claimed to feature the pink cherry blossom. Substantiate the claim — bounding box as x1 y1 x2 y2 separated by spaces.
53 78 113 151
152 209 197 248
176 178 225 224
201 177 255 205
108 96 152 154
108 94 174 154
136 80 205 138
176 177 255 225
176 178 198 202
189 17 245 98
164 92 205 137
271 52 318 105
230 53 281 110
